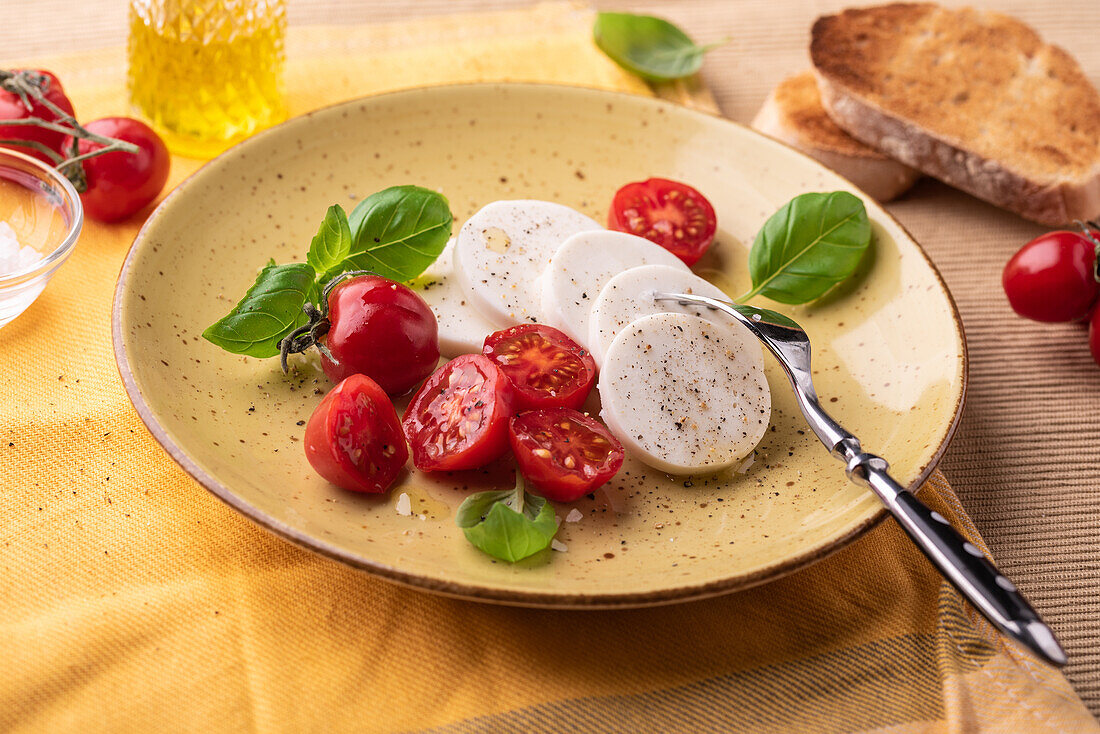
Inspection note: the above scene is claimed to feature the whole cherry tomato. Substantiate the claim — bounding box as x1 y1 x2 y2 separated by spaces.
303 374 409 494
482 324 596 412
1090 306 1100 368
509 408 624 502
1002 229 1100 322
321 274 440 395
64 117 170 222
402 354 514 472
0 70 76 165
608 177 718 266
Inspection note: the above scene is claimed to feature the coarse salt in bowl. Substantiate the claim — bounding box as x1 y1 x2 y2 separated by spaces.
0 148 83 328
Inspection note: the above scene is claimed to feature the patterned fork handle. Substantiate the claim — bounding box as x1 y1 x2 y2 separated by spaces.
834 437 1067 667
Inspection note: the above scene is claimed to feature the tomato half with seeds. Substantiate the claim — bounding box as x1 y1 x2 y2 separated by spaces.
304 374 409 494
608 177 718 266
402 354 515 472
482 324 596 411
509 408 624 502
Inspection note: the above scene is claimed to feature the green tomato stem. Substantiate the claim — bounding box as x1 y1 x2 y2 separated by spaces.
0 137 64 163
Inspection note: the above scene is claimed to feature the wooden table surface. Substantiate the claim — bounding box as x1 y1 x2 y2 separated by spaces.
4 0 1099 717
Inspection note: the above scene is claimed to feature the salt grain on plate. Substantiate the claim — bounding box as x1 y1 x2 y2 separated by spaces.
395 492 412 516
565 508 583 523
0 221 40 275
551 539 568 552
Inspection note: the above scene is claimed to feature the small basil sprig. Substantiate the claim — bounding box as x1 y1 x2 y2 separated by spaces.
739 191 871 305
306 204 353 274
593 12 726 82
456 473 559 563
203 186 452 359
339 185 455 283
201 262 319 358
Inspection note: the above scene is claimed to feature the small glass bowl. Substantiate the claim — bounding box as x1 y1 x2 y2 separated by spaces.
0 148 83 328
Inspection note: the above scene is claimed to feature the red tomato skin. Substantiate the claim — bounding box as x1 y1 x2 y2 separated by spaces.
402 354 515 472
303 374 409 494
66 117 170 222
1090 307 1100 368
0 70 76 165
509 408 624 502
321 275 440 396
482 324 597 412
608 177 718 266
1002 230 1100 323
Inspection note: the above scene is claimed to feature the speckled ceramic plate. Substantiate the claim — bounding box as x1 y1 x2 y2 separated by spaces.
114 84 966 607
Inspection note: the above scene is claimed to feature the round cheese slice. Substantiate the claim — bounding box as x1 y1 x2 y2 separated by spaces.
539 230 689 350
410 238 497 357
599 312 771 475
587 264 729 368
453 200 601 327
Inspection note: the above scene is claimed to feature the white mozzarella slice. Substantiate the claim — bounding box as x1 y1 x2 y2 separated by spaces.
454 200 601 327
540 230 689 349
599 312 771 474
587 264 729 368
410 239 496 357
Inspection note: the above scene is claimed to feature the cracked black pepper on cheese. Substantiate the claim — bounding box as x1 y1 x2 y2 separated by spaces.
598 311 771 474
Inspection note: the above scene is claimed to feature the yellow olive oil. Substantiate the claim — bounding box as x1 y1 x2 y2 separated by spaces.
127 0 287 158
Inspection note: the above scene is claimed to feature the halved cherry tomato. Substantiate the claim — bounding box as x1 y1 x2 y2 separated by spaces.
482 324 596 411
509 408 624 502
402 354 515 471
608 177 718 266
304 374 409 494
1002 229 1100 323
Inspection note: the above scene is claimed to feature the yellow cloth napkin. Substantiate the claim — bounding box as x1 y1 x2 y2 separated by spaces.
1 4 1095 732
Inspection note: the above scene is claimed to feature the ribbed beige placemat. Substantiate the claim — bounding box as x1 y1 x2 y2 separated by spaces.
3 0 1098 717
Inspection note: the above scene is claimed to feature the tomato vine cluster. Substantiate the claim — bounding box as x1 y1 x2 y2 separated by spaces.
0 69 169 222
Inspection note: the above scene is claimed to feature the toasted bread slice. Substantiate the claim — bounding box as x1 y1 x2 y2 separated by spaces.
752 71 919 201
811 3 1100 225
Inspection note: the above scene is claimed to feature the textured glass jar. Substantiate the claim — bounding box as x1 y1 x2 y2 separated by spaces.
127 0 287 158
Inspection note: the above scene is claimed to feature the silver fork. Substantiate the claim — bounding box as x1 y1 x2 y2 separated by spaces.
655 292 1066 667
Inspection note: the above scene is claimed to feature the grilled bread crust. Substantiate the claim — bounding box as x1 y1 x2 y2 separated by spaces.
811 3 1100 225
752 71 920 201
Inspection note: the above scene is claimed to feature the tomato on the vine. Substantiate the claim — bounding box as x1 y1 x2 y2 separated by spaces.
320 274 440 395
482 324 596 412
1089 307 1100 368
402 354 515 472
608 177 718 266
509 408 624 502
65 117 170 222
303 374 409 494
0 70 76 165
1003 229 1100 323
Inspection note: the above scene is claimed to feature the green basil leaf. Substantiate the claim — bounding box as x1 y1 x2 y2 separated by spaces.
457 475 559 563
593 12 723 82
743 191 871 305
306 204 352 274
455 490 512 528
340 185 453 282
201 262 317 358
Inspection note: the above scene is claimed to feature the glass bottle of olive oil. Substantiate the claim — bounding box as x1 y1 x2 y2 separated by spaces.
127 0 287 158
